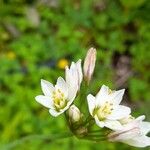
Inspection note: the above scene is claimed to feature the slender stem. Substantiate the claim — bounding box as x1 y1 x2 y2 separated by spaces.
88 129 102 133
87 133 105 137
83 136 106 142
87 130 107 137
1 132 73 150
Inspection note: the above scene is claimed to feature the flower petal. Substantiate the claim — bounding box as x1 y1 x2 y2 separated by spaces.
66 60 82 92
41 79 54 96
87 94 96 116
109 127 140 141
136 115 145 121
56 77 68 97
66 69 78 100
65 98 74 110
123 136 150 148
35 95 54 109
104 120 123 131
68 86 78 101
96 85 109 98
107 105 131 120
95 85 109 106
140 121 150 135
95 116 105 128
76 59 83 85
49 109 63 117
111 89 125 105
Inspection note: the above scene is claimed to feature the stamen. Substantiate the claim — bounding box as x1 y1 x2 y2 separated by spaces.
52 89 67 110
95 101 113 121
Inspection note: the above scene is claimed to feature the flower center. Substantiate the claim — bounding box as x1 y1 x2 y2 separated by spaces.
52 89 67 111
94 101 113 121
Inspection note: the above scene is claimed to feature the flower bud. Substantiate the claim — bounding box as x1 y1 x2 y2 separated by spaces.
83 47 97 84
68 105 81 123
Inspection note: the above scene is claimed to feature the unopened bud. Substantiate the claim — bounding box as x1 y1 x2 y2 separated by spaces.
68 105 81 123
83 47 97 84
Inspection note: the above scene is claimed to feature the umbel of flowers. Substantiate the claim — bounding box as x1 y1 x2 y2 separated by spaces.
35 48 150 148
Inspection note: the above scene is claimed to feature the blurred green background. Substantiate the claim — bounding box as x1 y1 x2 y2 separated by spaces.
0 0 150 149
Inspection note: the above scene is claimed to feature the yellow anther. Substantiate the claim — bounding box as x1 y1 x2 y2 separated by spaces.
52 88 67 110
95 101 113 121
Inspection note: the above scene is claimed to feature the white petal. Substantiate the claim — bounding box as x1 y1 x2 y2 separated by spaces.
68 86 78 101
123 136 150 148
95 85 109 106
65 66 72 85
104 120 123 131
66 64 77 84
111 89 125 105
123 119 140 132
140 121 150 135
56 77 68 97
35 95 54 109
49 109 63 117
87 94 96 116
136 115 145 121
107 105 131 120
109 127 140 141
41 79 54 96
96 85 109 98
65 98 75 110
67 60 83 92
66 69 78 100
76 59 83 85
95 116 105 128
69 62 77 79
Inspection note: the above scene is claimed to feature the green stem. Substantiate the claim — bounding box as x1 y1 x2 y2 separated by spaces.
87 133 105 137
89 129 102 132
87 130 107 136
83 136 106 142
1 132 73 150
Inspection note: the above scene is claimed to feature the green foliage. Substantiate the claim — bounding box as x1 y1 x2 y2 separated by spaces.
0 0 150 149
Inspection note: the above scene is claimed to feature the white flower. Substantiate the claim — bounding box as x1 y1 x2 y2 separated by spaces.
83 47 97 84
35 60 82 117
68 105 81 123
35 60 83 117
65 59 83 92
35 77 76 117
87 85 131 130
108 115 150 148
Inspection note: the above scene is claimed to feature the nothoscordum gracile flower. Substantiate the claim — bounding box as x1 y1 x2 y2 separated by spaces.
35 60 83 117
108 115 150 147
83 47 96 84
34 47 150 148
87 85 131 130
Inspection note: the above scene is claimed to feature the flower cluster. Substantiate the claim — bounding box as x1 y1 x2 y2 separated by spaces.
35 48 150 148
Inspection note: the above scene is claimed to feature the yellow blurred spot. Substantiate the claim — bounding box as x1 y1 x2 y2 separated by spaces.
6 51 16 60
57 59 69 69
